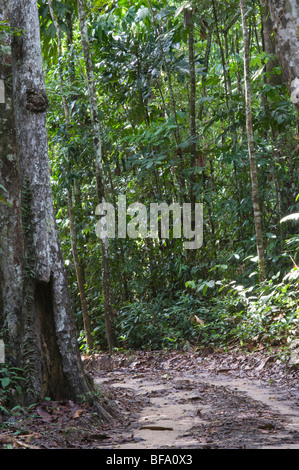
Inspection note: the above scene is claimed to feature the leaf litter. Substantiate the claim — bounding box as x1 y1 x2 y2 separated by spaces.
0 347 298 449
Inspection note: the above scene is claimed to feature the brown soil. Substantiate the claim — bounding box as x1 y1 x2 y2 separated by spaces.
1 348 298 449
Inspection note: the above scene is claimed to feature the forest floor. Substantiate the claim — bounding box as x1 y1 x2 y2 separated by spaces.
1 347 299 450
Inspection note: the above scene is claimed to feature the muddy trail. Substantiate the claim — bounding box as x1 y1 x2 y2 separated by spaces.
90 349 299 450
1 349 298 449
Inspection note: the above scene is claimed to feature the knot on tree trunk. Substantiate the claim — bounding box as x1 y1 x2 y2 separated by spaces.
26 88 48 113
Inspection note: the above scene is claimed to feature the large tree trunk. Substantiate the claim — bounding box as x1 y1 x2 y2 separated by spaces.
0 2 24 372
261 0 283 87
268 0 299 111
0 0 111 418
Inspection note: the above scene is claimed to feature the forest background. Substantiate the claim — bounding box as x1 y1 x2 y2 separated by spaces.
38 0 299 352
0 0 298 408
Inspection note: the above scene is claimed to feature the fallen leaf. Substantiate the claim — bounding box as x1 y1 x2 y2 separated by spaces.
140 426 174 431
0 434 13 444
85 433 111 441
15 439 41 449
216 368 231 374
189 315 204 326
65 400 75 409
72 409 84 419
36 406 52 422
258 423 275 430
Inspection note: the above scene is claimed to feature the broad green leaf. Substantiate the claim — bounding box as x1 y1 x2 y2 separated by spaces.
1 377 10 388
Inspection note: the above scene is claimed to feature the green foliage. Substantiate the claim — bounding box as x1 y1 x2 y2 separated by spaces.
0 364 25 414
0 20 23 52
114 269 298 351
42 0 299 353
227 272 299 347
116 294 201 350
183 268 299 349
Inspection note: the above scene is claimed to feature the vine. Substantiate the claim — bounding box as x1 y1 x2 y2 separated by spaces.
20 177 37 399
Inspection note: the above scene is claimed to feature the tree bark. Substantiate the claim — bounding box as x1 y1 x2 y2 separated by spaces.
0 2 24 372
198 29 212 121
212 0 229 109
268 0 299 111
185 6 197 264
240 0 267 282
0 0 111 417
261 0 283 87
187 7 197 209
68 190 94 351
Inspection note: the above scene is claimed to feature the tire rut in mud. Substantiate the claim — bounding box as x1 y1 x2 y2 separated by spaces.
96 370 299 449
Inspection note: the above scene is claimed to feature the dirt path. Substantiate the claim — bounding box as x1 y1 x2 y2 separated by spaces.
91 350 299 449
1 349 298 449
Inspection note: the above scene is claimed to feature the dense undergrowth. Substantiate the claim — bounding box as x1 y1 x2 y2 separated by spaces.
1 267 298 415
107 266 299 352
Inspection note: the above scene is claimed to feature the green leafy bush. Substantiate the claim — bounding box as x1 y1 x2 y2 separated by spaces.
185 268 299 349
0 363 25 414
116 267 298 351
117 293 203 350
231 269 299 347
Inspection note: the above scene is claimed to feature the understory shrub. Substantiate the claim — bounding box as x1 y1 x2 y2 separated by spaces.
116 267 299 351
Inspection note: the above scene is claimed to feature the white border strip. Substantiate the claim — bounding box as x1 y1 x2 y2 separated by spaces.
0 340 5 363
0 79 5 104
